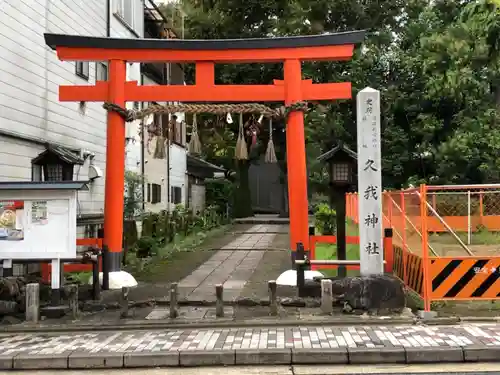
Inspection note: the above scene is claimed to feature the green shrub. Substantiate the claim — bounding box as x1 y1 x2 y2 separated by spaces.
136 236 159 258
310 193 330 213
315 203 336 235
205 178 233 216
130 205 231 259
124 171 144 219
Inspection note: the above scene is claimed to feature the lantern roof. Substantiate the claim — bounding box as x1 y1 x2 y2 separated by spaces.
317 142 357 163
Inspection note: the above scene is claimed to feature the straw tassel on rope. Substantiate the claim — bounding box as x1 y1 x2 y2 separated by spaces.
265 117 277 163
188 114 202 155
235 113 248 160
153 135 166 159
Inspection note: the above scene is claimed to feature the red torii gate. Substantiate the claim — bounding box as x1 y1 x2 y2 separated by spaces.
44 31 364 288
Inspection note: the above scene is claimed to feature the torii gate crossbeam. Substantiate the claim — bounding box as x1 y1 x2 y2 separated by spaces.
44 31 365 289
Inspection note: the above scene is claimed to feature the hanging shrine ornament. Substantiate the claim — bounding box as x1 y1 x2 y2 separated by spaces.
265 117 277 163
188 114 202 155
103 101 310 162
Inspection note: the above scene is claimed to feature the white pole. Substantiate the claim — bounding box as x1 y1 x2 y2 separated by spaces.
356 87 383 276
467 190 471 245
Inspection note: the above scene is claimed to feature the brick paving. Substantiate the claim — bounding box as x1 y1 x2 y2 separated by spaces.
2 323 500 355
177 225 287 301
4 324 500 368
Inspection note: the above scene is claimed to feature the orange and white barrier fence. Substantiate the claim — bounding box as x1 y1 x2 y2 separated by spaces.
345 184 500 310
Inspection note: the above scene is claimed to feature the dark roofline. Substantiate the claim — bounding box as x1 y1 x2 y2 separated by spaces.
0 181 90 191
317 143 358 162
32 144 84 165
44 31 365 51
187 154 225 172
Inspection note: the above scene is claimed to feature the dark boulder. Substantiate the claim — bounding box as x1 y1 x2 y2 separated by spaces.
303 274 406 314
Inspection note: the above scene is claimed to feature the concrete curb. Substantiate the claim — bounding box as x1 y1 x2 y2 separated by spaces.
3 315 498 334
1 314 496 335
1 346 499 369
0 317 419 334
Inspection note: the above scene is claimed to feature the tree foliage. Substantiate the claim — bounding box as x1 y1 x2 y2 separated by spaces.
165 0 500 200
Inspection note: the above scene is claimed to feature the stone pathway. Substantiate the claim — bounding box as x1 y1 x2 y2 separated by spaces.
2 323 500 368
242 224 289 234
176 225 288 302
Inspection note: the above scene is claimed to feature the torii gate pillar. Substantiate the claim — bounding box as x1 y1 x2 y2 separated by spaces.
102 60 130 289
284 59 309 257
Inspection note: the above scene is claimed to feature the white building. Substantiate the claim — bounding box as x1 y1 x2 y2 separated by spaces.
142 1 188 212
0 0 216 254
109 0 144 174
0 0 145 241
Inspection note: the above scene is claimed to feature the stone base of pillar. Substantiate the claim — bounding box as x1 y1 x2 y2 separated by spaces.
89 271 138 289
275 269 324 286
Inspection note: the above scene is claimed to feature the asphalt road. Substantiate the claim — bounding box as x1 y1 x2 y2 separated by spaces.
5 364 500 375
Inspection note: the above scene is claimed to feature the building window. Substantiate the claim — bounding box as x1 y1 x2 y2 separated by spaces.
147 183 151 202
151 183 161 204
75 62 89 80
32 164 42 182
171 186 182 204
96 62 108 81
115 0 135 29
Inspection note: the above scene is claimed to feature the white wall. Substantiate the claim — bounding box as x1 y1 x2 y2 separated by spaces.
0 0 107 217
109 0 144 174
142 74 188 212
142 75 168 213
169 144 187 210
191 183 205 214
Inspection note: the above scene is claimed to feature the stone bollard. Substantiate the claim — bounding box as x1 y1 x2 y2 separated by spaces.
215 284 224 317
120 286 129 318
67 284 79 320
268 280 278 316
26 283 40 323
320 279 333 315
169 282 178 319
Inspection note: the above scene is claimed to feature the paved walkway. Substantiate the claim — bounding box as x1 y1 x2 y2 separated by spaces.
177 225 287 302
2 323 500 369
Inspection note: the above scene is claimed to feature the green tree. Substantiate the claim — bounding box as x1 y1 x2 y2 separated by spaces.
164 0 500 204
389 0 500 184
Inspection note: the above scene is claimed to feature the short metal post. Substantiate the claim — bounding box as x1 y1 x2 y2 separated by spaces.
92 260 101 300
467 190 472 245
102 246 109 291
98 228 109 291
26 283 40 323
320 279 333 315
215 284 224 317
306 226 315 271
169 282 178 319
268 280 278 316
120 286 129 318
296 242 306 297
